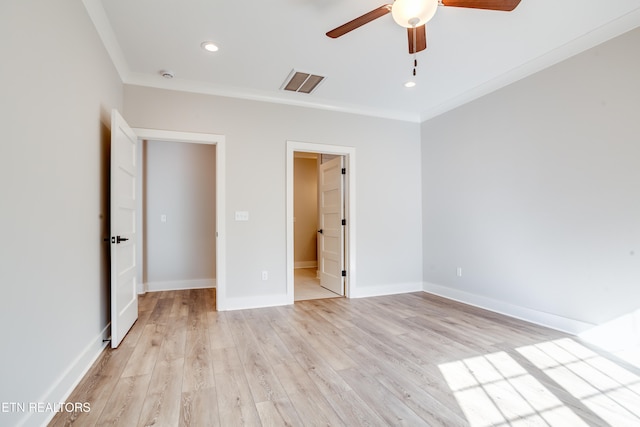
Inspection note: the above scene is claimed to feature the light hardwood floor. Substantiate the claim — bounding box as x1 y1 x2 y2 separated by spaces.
50 289 640 426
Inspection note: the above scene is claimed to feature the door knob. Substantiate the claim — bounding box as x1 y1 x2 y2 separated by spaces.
115 235 129 244
317 229 323 234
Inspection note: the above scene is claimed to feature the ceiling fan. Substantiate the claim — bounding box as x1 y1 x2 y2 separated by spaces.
326 0 522 55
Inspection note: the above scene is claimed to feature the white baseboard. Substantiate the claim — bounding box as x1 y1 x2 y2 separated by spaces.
294 261 317 269
217 293 289 311
142 278 216 293
22 324 110 427
350 282 424 299
216 282 424 310
422 282 594 335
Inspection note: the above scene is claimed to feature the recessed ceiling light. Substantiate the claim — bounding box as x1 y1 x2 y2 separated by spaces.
404 81 416 88
160 70 174 79
201 41 219 52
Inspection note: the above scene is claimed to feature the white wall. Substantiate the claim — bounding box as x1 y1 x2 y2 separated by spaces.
144 140 216 290
124 86 424 304
421 27 640 333
0 1 123 426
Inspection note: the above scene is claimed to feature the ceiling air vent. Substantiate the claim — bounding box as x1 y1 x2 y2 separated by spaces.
281 70 325 94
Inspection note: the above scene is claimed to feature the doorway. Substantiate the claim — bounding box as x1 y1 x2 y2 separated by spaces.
142 140 216 292
293 152 342 301
286 141 356 305
133 128 226 311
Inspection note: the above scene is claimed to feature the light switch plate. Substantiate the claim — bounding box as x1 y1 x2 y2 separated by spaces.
235 211 249 221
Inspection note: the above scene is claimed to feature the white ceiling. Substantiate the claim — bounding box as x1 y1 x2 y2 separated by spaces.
85 0 640 122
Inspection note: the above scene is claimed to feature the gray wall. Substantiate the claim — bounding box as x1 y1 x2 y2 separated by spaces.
421 27 640 333
124 86 424 301
0 1 123 426
144 140 217 289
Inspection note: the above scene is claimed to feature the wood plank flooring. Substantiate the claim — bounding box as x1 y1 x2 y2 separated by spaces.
50 290 640 426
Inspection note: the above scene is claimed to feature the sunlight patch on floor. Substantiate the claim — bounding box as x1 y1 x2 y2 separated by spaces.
438 350 588 426
580 308 640 369
517 338 640 426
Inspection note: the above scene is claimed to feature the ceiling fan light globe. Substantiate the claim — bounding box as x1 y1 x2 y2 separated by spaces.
391 0 438 28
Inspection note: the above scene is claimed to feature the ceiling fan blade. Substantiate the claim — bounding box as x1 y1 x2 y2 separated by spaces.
326 5 392 38
408 25 427 54
441 0 521 11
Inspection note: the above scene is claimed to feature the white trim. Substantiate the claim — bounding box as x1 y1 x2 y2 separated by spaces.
215 138 227 310
222 294 290 311
423 282 594 335
23 324 110 427
419 8 640 122
133 128 226 312
131 129 222 145
351 282 424 299
125 71 420 123
286 141 356 305
143 279 216 293
85 0 640 124
82 0 130 81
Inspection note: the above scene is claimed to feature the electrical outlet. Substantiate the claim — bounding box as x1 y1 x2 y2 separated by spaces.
456 267 463 277
261 271 268 281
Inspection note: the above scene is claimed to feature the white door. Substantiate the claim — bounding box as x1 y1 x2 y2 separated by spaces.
318 156 345 295
110 109 138 348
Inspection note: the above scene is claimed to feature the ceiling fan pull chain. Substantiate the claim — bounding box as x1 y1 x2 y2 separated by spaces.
412 26 418 76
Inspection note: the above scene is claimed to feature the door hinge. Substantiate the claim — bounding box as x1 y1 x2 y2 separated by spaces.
341 218 346 226
341 270 347 277
341 167 346 175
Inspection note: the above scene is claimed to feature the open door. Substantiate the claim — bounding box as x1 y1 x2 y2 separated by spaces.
110 109 138 348
318 156 345 295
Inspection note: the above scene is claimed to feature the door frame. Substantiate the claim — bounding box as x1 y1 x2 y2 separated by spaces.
286 141 356 304
133 128 226 311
